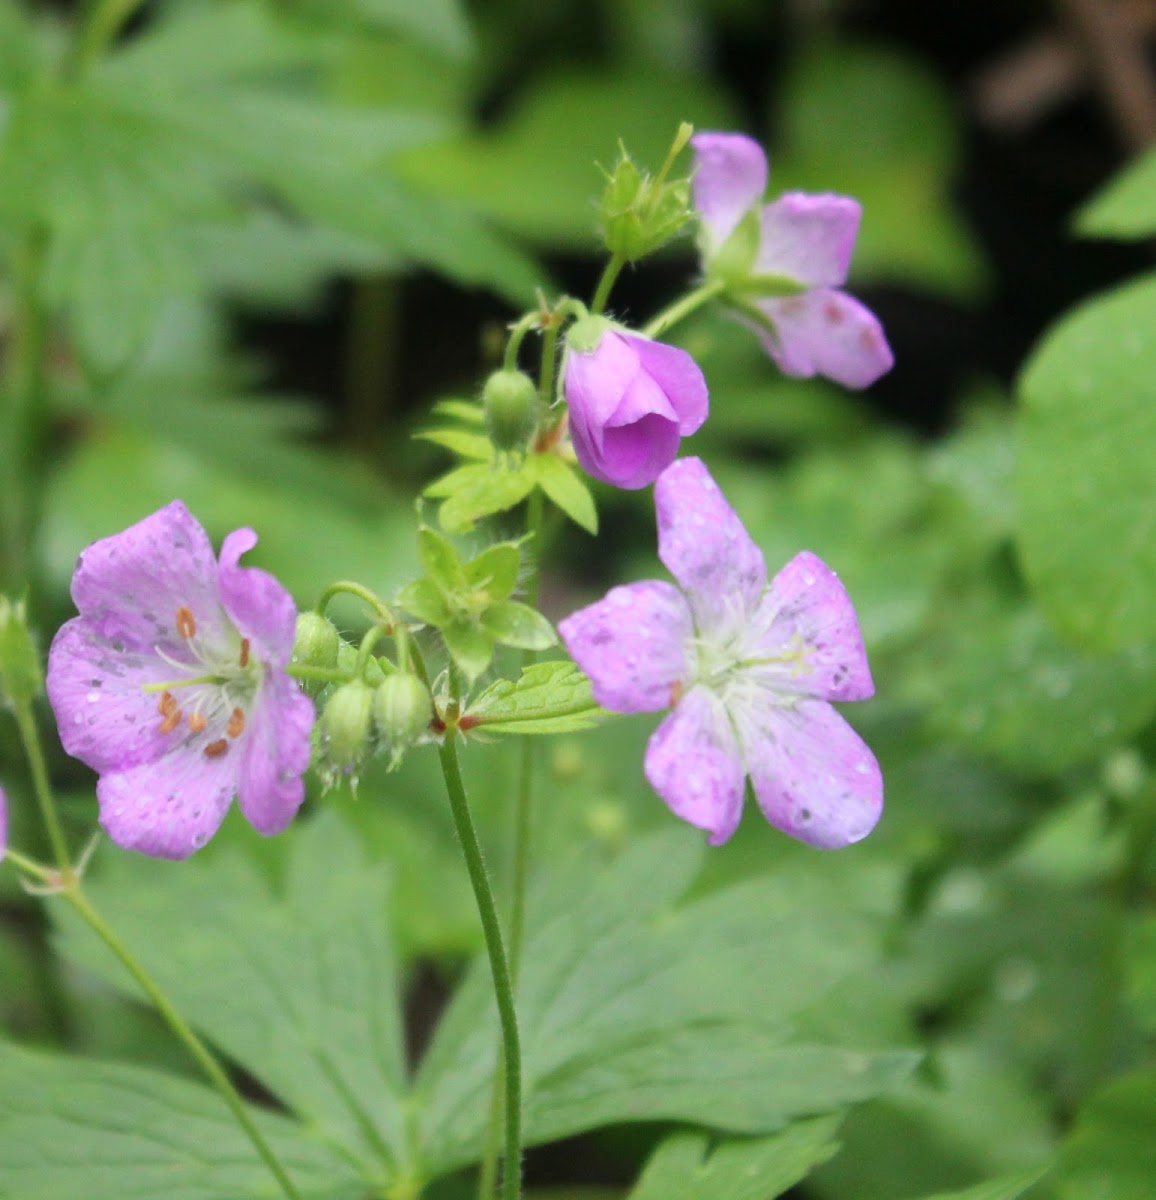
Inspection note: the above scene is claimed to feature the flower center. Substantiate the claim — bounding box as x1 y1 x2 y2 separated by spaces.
149 605 259 757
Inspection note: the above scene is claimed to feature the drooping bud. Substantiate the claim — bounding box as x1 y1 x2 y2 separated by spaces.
483 368 539 453
0 596 42 709
319 679 375 782
373 672 433 768
292 611 341 697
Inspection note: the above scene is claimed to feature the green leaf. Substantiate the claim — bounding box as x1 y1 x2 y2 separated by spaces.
1126 914 1156 1033
467 659 604 734
427 461 536 532
915 1167 1050 1200
464 542 522 600
480 599 557 650
417 428 494 461
0 1042 366 1200
627 1118 842 1200
396 578 452 626
432 398 485 425
1017 272 1156 650
1076 144 1156 239
1058 1070 1156 1200
298 0 471 58
417 526 466 591
529 453 599 533
415 832 915 1172
54 815 409 1175
442 618 494 681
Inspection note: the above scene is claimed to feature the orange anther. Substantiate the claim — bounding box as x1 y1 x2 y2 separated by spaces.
239 638 250 668
670 680 685 707
157 691 178 718
159 707 183 735
226 707 246 739
203 738 229 758
187 712 208 734
176 606 197 639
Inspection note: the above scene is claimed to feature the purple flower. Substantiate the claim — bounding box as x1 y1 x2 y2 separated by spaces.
47 502 315 860
690 131 893 390
558 457 882 848
563 317 708 490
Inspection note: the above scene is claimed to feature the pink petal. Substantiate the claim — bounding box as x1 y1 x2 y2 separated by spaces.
690 132 768 253
97 744 240 859
625 334 709 435
564 331 642 456
755 192 861 287
645 686 745 844
744 700 882 849
46 618 185 774
559 581 692 713
218 529 299 668
752 551 873 702
68 500 229 653
654 457 765 627
236 672 314 836
591 409 682 489
756 289 894 389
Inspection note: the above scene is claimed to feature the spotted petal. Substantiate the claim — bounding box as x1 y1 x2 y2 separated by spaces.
645 686 745 845
655 457 765 628
756 288 893 389
756 192 861 287
751 551 873 702
96 744 240 860
218 528 299 668
68 500 230 653
744 700 882 849
237 672 314 836
559 581 691 713
690 132 768 253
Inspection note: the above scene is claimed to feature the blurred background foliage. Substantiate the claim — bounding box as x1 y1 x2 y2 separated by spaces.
3 0 1156 1197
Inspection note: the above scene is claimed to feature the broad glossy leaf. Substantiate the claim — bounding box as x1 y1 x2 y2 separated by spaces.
1017 272 1156 650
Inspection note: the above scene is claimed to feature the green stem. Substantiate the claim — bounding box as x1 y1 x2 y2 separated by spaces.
503 313 540 372
64 887 305 1200
69 0 148 73
316 581 395 625
3 846 54 885
642 278 727 340
590 254 626 317
343 275 400 460
438 730 522 1200
11 700 70 873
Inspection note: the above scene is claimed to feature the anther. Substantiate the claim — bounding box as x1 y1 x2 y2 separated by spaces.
239 638 250 668
176 606 197 639
670 680 685 707
157 691 177 718
159 702 183 735
227 707 246 739
203 738 229 758
187 712 208 734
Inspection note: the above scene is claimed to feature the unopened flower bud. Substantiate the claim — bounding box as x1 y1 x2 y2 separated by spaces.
0 596 42 708
373 673 432 768
320 679 375 778
483 369 539 453
293 612 340 671
600 125 694 262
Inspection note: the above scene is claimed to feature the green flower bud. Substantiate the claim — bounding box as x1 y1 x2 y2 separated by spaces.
293 612 340 671
599 124 694 262
0 596 42 708
373 673 433 768
320 679 375 780
483 368 539 453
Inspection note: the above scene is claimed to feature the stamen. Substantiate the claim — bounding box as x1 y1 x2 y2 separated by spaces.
187 712 208 734
176 607 197 639
670 680 685 707
226 707 246 739
159 701 183 735
157 691 178 718
239 638 250 668
203 738 229 758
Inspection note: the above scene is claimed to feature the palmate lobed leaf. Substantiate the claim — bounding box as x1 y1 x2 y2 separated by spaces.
467 659 605 734
0 1041 366 1200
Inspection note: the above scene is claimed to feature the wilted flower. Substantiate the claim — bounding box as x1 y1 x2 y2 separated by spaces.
47 502 315 859
559 457 882 848
690 130 893 390
563 316 708 490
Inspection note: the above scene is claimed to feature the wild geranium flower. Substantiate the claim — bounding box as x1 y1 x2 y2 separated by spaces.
690 130 893 390
46 502 315 860
558 457 882 848
563 315 708 490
